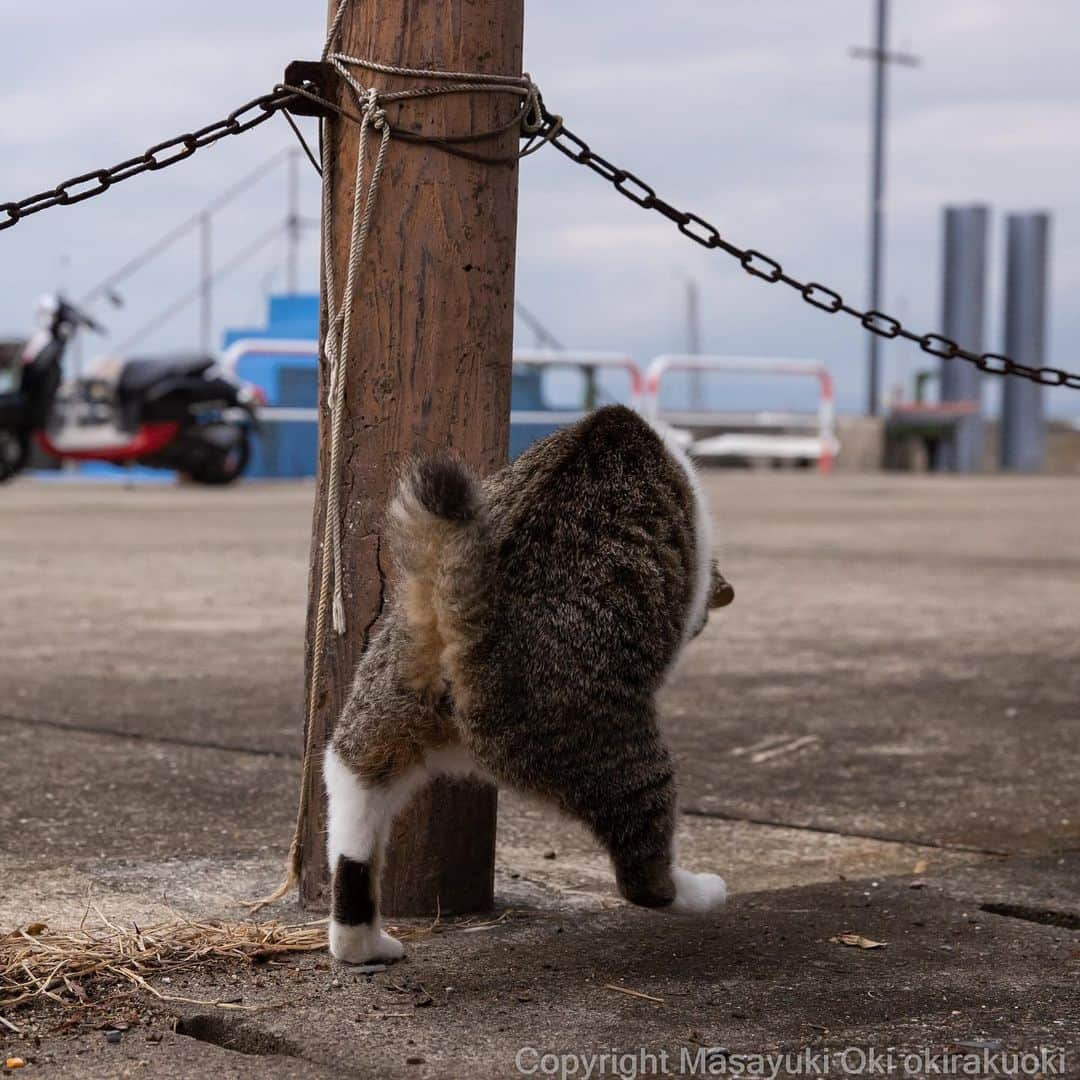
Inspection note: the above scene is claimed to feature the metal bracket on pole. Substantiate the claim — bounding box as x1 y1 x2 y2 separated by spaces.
282 61 339 117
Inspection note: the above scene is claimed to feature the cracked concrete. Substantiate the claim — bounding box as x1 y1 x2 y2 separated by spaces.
1 473 1078 1077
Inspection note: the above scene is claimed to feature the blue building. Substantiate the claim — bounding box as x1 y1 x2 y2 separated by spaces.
223 295 322 479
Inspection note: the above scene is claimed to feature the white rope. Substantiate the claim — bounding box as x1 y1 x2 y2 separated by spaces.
332 53 536 85
321 0 349 61
251 4 536 910
330 52 542 122
323 91 391 635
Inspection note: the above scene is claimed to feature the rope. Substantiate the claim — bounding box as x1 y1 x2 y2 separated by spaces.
249 4 536 912
280 79 558 165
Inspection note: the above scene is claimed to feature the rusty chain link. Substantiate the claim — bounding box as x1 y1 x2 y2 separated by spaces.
537 109 1080 392
0 88 295 233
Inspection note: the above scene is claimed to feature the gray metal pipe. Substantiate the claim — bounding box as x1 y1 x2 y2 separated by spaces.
1000 213 1050 472
865 0 889 417
938 205 988 472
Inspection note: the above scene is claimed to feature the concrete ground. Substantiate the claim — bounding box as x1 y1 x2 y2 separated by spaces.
1 472 1078 1077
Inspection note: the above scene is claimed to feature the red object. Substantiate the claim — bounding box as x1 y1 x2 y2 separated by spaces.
36 421 181 462
817 368 835 476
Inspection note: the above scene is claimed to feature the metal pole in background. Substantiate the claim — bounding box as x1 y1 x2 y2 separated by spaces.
686 276 703 408
938 205 988 472
286 150 300 295
866 0 888 417
686 277 702 356
1001 212 1050 472
199 212 212 353
851 3 920 416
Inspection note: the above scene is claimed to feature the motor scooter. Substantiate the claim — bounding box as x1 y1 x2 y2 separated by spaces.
0 295 263 484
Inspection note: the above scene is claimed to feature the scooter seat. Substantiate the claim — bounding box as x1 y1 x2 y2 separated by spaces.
118 354 216 396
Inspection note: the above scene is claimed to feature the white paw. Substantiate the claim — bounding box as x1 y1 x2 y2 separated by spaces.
667 868 728 916
328 921 405 964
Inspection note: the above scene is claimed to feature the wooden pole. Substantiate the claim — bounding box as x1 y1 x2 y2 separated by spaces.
298 0 523 914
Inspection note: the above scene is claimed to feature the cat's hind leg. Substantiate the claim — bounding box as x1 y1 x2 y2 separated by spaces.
472 701 726 917
324 607 462 963
595 750 727 917
324 744 418 964
667 867 728 915
325 738 481 961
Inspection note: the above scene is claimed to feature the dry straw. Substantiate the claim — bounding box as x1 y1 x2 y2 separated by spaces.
0 909 329 1014
1 905 511 1018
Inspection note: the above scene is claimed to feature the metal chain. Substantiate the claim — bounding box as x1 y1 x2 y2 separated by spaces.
536 109 1080 392
0 88 295 233
5 72 1078 392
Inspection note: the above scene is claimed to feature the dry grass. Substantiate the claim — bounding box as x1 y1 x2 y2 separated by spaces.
0 905 513 1018
0 910 328 1014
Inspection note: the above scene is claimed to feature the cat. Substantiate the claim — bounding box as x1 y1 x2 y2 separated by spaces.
325 404 733 963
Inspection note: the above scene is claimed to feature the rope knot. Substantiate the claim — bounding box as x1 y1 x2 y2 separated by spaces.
363 87 387 130
521 77 544 135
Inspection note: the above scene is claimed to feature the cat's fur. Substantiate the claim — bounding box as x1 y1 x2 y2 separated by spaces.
325 405 733 963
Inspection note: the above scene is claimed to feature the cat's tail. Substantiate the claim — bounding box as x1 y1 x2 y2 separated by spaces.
387 454 490 703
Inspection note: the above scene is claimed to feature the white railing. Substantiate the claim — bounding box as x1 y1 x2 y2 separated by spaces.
645 355 838 474
221 339 838 473
511 349 643 411
221 340 645 427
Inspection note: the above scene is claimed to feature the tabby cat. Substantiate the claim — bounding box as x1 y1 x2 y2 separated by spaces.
325 405 733 962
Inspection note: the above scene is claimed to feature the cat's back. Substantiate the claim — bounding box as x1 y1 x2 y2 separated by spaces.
478 406 697 701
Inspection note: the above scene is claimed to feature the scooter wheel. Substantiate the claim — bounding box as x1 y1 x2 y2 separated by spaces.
187 426 251 486
0 429 28 483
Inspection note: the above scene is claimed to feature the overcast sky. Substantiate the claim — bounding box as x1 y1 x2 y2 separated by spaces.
4 1 1080 416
